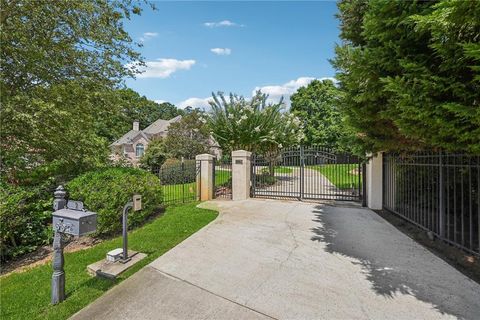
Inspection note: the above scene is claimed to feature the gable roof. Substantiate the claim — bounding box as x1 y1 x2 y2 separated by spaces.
110 130 149 147
143 115 182 136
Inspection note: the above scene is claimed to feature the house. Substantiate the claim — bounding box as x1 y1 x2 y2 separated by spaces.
110 116 182 166
110 116 221 165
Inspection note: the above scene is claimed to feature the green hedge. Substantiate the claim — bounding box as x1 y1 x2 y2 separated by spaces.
0 183 53 261
159 159 197 185
67 167 163 236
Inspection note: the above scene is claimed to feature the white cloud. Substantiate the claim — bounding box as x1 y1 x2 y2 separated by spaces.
131 59 196 78
210 48 232 56
177 97 214 109
139 32 158 42
253 77 337 107
175 76 336 111
204 20 243 28
154 99 167 104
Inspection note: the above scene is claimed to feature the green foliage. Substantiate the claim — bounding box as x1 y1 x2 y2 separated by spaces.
0 0 150 183
0 203 218 320
333 0 480 153
0 0 145 93
290 79 350 149
67 168 163 236
159 159 197 185
254 173 277 187
140 139 168 171
207 92 304 154
0 182 53 261
97 89 183 142
164 111 211 159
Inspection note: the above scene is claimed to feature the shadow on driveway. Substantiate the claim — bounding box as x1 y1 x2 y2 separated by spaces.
310 204 480 319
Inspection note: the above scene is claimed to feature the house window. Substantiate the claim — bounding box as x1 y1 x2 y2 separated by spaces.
135 143 144 157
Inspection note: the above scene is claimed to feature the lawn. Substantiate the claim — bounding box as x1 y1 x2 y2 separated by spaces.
274 166 293 174
0 203 218 320
310 164 361 189
162 170 231 203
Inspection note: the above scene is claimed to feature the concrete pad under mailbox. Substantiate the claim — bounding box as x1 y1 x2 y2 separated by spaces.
87 251 146 279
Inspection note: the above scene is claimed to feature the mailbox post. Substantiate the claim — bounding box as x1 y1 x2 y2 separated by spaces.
51 186 97 305
121 194 141 263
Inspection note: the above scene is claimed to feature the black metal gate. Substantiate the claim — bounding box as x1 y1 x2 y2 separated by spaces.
251 146 364 201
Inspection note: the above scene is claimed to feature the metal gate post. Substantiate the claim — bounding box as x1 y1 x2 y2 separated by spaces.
439 153 445 237
251 154 255 197
362 162 367 207
300 145 305 199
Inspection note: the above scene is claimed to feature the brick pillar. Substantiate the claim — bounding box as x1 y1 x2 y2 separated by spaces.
366 152 383 210
196 154 214 201
232 150 252 201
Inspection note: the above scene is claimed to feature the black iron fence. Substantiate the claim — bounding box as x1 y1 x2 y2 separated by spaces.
153 159 200 205
383 152 479 255
214 157 232 199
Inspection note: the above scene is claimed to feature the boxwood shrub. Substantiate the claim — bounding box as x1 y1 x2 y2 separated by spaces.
67 167 163 236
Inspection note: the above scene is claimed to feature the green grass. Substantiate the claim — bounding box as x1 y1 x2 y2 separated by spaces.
274 166 293 174
310 164 361 189
161 170 231 202
0 203 218 320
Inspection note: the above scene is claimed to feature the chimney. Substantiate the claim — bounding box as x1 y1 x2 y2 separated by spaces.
133 120 139 131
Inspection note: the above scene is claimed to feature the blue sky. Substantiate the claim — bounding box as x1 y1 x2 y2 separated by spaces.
124 1 340 109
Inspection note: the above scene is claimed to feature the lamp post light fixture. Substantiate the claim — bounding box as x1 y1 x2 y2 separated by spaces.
51 186 97 305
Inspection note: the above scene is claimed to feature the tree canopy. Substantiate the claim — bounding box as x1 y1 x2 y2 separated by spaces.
96 89 183 142
0 0 155 183
290 79 349 149
164 111 211 159
333 0 480 153
207 92 304 154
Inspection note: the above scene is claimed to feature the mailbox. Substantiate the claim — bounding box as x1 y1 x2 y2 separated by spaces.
52 201 97 236
133 194 142 211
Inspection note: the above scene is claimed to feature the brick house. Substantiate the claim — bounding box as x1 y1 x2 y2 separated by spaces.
110 116 221 165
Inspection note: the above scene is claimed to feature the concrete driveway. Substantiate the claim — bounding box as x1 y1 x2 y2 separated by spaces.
72 199 480 320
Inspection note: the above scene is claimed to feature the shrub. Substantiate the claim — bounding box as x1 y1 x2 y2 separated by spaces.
67 167 163 236
140 138 167 172
0 182 53 261
158 159 197 185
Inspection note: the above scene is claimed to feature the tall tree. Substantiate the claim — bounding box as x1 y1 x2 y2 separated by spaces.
290 79 347 149
332 0 480 153
0 0 149 182
96 89 183 142
164 111 211 159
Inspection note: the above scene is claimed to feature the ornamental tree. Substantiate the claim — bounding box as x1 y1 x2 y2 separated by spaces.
207 92 304 175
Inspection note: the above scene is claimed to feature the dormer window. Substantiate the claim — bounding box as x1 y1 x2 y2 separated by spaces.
135 143 144 157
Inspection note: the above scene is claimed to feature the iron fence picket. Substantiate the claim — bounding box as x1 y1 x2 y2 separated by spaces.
383 152 479 256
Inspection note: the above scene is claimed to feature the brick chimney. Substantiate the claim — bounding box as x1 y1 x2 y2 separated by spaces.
133 120 139 131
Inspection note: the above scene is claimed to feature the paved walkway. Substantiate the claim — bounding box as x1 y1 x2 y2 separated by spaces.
254 167 358 199
71 199 480 320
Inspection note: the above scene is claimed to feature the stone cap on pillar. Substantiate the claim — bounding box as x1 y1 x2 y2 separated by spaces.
232 150 252 158
196 153 215 161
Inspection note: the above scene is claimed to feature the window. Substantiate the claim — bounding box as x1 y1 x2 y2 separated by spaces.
135 143 144 157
